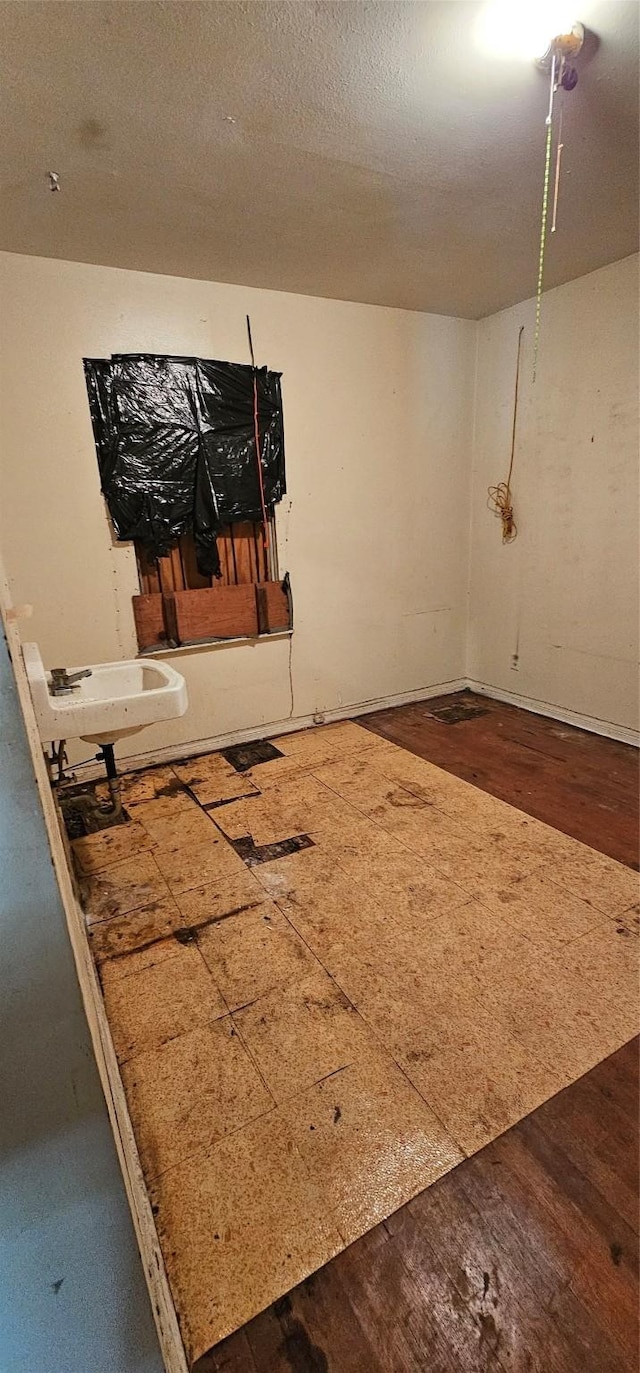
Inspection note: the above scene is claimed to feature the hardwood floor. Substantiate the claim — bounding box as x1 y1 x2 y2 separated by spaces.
195 695 639 1373
360 690 639 869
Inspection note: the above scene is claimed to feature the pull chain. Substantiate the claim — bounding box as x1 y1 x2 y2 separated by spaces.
532 55 557 383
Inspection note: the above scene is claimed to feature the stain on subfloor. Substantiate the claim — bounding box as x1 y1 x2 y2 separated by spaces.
429 701 489 725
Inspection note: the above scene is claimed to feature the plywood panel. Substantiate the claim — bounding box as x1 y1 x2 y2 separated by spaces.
149 1113 343 1363
102 939 229 1061
122 1020 274 1181
232 523 260 585
256 580 291 635
72 820 155 874
172 586 258 642
132 592 167 649
82 852 171 924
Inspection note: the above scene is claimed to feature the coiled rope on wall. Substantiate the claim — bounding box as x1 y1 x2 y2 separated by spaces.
487 323 524 543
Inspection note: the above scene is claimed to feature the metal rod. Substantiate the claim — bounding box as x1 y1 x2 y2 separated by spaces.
551 97 564 234
551 139 563 233
246 313 270 560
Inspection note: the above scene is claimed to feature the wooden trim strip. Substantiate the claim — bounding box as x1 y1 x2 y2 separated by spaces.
0 570 188 1373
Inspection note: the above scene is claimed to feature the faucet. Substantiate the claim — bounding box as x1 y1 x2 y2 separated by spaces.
49 666 92 696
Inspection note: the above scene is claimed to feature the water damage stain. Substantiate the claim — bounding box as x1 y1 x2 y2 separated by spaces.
429 701 489 725
385 788 428 809
273 1294 329 1373
153 779 190 799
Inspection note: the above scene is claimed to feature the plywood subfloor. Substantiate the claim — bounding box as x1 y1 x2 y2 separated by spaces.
75 720 639 1367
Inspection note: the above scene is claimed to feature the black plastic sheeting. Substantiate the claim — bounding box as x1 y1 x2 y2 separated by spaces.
83 353 286 576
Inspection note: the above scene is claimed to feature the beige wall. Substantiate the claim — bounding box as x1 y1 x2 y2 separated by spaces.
1 251 637 761
0 251 475 763
467 254 639 734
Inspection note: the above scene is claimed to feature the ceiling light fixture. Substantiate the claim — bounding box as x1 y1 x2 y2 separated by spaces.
476 1 581 64
477 3 588 379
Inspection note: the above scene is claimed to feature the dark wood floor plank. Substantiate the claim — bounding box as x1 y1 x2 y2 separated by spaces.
407 1166 585 1373
532 1080 639 1233
586 1037 639 1124
516 1113 639 1278
499 1125 639 1365
194 1327 258 1372
245 1301 332 1373
465 1136 638 1370
282 1268 389 1373
239 1262 389 1373
414 1146 633 1373
334 1224 453 1373
381 1207 507 1372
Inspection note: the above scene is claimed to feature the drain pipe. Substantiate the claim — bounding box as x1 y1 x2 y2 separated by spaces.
95 742 123 820
54 739 123 828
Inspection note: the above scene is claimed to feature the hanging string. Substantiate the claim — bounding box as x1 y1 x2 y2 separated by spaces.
246 314 270 576
532 55 557 383
487 324 525 543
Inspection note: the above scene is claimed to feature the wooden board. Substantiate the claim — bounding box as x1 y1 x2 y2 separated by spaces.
256 581 292 635
172 585 259 642
231 523 262 585
132 592 169 650
133 579 291 651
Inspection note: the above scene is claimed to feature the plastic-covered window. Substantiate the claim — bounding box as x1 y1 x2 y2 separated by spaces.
83 353 286 578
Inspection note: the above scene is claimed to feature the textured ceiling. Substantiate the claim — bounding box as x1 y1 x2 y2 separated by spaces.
0 0 637 317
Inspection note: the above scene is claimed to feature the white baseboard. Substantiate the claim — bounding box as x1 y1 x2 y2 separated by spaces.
468 678 640 748
70 672 638 781
72 676 467 779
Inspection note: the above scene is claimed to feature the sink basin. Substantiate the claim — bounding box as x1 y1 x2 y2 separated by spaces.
23 642 188 745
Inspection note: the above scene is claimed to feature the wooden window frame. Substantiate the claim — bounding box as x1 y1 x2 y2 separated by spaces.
131 518 292 652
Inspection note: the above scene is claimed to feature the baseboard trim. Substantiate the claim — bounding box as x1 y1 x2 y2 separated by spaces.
71 672 638 781
73 677 467 779
468 679 640 748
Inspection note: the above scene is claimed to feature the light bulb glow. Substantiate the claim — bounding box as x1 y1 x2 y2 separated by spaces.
476 0 577 61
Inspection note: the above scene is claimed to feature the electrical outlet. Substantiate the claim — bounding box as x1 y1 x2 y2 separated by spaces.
511 653 520 671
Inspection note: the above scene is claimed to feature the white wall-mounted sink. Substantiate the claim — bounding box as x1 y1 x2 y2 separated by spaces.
23 642 188 745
